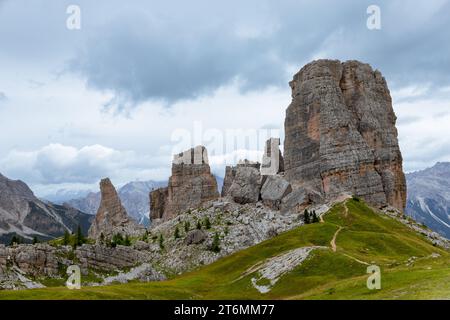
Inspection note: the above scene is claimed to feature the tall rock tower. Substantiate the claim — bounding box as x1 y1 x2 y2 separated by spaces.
150 146 219 221
88 178 145 239
284 59 406 211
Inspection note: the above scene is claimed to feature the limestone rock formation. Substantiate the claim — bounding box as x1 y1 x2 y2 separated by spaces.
228 165 262 204
284 59 406 211
260 175 292 210
221 166 237 197
66 180 166 227
149 187 168 221
88 178 145 239
162 146 219 220
222 160 261 198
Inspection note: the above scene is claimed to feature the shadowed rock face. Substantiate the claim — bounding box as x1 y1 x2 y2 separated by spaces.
88 178 144 239
149 187 168 220
284 59 406 211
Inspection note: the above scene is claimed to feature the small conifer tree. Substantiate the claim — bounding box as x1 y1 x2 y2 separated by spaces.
159 233 164 249
211 232 221 253
304 209 310 224
204 217 211 229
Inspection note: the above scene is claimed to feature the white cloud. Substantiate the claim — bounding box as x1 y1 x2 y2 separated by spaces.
395 96 450 172
0 143 170 196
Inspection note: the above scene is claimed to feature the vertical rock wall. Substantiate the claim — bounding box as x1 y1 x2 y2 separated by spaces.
284 59 406 211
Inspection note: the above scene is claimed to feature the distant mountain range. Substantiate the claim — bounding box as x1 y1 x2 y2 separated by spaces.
63 176 224 227
64 181 167 227
406 162 450 239
0 173 93 244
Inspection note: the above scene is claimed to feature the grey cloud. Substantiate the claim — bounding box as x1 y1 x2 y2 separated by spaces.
64 0 450 110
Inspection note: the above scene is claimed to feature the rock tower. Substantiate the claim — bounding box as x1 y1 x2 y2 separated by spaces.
284 59 406 211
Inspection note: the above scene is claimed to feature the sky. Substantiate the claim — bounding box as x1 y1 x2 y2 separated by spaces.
0 0 449 198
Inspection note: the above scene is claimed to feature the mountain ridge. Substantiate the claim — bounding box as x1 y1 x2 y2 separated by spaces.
0 172 93 244
406 162 450 239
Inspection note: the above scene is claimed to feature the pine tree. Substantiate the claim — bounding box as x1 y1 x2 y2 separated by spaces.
304 209 310 224
174 226 180 239
10 235 18 246
211 232 221 253
204 217 211 229
76 225 85 246
159 234 164 249
32 236 39 244
63 230 70 245
312 210 319 223
99 232 105 245
196 220 202 230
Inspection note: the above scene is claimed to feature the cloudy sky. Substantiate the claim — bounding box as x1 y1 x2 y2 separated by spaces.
0 0 449 198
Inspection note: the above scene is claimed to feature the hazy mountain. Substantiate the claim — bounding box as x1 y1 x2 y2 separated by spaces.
406 162 450 239
65 180 166 227
0 172 93 244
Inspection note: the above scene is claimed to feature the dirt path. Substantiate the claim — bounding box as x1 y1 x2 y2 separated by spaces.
342 253 369 265
330 227 342 252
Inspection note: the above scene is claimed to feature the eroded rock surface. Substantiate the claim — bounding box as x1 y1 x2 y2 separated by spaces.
88 178 145 239
163 146 219 219
150 187 168 221
284 59 406 211
260 175 292 209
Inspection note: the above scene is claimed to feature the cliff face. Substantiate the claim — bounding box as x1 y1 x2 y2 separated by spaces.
0 173 92 244
88 178 144 239
284 60 406 211
162 146 219 220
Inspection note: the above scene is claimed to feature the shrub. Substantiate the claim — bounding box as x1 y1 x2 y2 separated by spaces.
196 220 202 230
174 226 180 239
184 221 191 233
141 230 149 242
210 233 221 253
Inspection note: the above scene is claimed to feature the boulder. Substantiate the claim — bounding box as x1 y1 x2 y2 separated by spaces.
229 166 261 204
280 187 309 214
260 175 292 210
184 229 207 245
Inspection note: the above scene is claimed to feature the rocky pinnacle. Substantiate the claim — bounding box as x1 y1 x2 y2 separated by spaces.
284 59 406 211
88 178 144 239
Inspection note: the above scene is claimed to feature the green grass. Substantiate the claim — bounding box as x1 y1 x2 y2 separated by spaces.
1 199 449 300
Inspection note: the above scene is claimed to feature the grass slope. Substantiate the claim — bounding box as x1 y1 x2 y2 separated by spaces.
1 199 449 300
